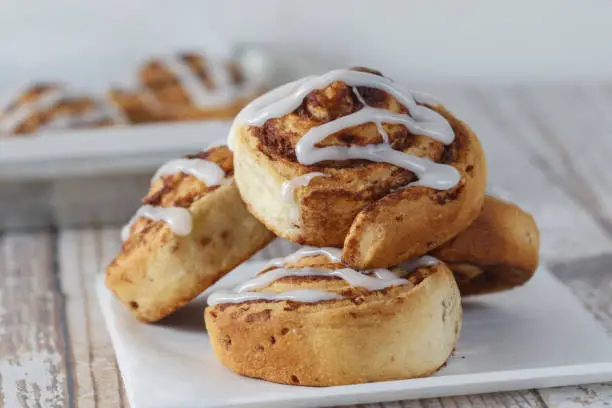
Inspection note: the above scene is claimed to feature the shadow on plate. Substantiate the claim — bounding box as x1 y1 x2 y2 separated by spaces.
157 297 209 333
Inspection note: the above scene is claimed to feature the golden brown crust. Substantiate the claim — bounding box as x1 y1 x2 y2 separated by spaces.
107 88 171 123
205 258 461 386
106 146 275 322
1 83 125 135
342 105 486 268
432 196 540 296
139 146 234 210
137 53 263 122
232 68 486 269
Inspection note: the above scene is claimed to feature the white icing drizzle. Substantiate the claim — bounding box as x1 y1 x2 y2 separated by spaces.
207 247 439 306
151 158 225 185
234 266 409 294
228 77 310 151
208 290 342 306
399 255 439 272
353 87 390 143
121 205 192 241
157 52 266 109
231 69 461 190
281 172 329 221
0 87 127 134
0 89 65 133
41 100 127 131
122 150 228 241
266 246 343 267
411 90 442 106
162 55 222 107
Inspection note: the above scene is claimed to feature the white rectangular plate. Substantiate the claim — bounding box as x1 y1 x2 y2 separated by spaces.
0 121 230 181
97 262 612 408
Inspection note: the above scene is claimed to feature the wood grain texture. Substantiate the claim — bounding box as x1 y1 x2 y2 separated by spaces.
3 85 612 407
426 84 612 261
480 84 612 242
58 228 128 408
0 232 70 408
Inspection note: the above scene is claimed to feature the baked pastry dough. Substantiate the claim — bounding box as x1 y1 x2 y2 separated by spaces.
0 82 127 136
107 88 171 124
205 248 461 386
106 145 275 322
433 196 540 296
131 52 267 122
229 67 486 269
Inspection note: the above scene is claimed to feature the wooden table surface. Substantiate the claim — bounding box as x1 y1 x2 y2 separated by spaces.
2 84 612 407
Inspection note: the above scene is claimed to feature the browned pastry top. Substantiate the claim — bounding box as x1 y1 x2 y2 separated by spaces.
252 68 445 171
141 146 233 208
140 53 246 107
432 195 540 295
214 253 438 312
120 145 233 254
243 67 474 207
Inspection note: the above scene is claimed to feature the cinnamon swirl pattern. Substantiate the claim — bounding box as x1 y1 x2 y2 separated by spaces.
0 83 127 137
106 145 275 322
205 248 461 386
229 67 487 269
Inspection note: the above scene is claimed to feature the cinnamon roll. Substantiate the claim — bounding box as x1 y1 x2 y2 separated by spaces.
133 52 267 122
108 88 172 124
433 196 540 296
0 82 128 136
205 248 461 386
229 67 487 269
106 145 275 322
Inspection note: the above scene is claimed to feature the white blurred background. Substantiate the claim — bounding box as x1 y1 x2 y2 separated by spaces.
2 0 612 229
1 0 611 94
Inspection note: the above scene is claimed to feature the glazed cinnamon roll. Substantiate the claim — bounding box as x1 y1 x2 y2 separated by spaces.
106 145 275 322
229 67 487 269
107 88 172 124
129 52 268 123
205 247 461 386
0 82 127 136
433 196 540 296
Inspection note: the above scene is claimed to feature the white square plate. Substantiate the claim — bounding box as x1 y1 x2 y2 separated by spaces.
97 262 612 408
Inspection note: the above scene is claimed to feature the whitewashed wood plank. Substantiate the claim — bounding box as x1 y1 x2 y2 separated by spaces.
550 254 612 334
426 84 612 261
463 83 612 241
539 384 612 408
99 228 130 408
0 232 70 408
59 228 128 408
510 85 612 238
416 85 612 408
344 390 546 408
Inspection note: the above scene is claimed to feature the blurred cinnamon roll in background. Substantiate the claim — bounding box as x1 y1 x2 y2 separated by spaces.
0 82 127 137
1 49 271 137
113 51 269 123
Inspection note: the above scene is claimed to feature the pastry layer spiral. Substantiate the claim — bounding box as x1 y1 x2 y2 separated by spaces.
205 248 461 386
